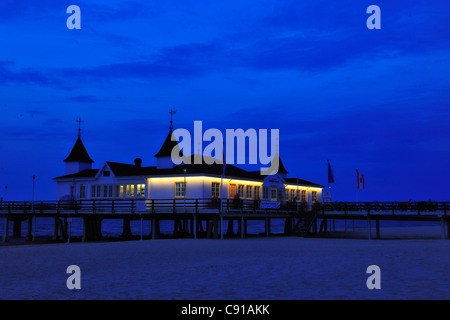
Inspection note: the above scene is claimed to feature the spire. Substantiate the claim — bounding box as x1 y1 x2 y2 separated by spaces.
273 136 288 174
154 130 183 158
64 118 93 163
64 136 94 163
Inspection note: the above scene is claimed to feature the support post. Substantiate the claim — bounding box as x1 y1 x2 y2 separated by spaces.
140 215 143 241
26 216 33 241
193 215 197 239
376 219 380 239
3 217 9 242
240 217 244 239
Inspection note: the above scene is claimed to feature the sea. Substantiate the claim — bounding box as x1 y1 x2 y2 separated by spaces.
0 215 441 241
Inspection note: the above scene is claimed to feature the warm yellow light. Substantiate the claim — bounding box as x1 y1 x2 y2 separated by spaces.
148 176 263 186
285 184 323 191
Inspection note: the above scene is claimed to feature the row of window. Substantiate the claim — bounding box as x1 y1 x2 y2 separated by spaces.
70 182 317 202
176 182 316 202
70 184 146 199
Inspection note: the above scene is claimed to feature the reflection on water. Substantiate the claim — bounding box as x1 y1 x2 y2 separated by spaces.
0 217 438 240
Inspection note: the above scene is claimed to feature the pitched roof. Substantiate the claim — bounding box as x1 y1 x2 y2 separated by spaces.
154 130 183 158
54 155 322 188
277 154 288 174
54 169 99 180
64 137 94 163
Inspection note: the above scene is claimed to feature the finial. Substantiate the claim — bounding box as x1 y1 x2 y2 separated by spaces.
76 117 83 137
169 108 177 131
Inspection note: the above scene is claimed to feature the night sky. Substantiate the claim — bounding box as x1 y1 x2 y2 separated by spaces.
1 1 449 201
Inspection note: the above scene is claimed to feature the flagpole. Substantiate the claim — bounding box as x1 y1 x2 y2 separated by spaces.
356 169 359 203
220 142 224 213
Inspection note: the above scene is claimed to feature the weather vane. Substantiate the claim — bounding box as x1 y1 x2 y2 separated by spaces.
169 108 176 131
76 117 83 137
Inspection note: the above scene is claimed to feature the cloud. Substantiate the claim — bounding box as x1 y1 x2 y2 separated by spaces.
69 95 105 103
0 61 58 86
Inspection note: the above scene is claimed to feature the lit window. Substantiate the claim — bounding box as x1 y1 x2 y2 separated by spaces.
175 182 186 198
137 184 145 197
120 185 124 198
211 182 220 198
229 185 236 198
245 186 252 199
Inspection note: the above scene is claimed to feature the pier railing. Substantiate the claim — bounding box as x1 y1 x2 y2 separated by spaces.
315 201 447 216
0 198 306 214
0 199 447 216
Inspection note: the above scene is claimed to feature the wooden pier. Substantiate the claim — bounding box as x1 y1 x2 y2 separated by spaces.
0 199 448 242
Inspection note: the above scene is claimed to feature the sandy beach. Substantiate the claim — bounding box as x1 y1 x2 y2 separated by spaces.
0 225 448 300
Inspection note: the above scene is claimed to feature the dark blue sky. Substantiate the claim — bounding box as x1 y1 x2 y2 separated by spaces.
1 1 449 201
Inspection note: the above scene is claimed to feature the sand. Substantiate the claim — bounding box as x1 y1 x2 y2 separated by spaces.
0 226 449 300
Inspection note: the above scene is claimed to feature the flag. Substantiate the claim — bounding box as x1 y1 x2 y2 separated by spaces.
327 160 335 183
356 170 365 189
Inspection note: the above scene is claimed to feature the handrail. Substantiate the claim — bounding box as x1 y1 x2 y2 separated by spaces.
0 199 447 215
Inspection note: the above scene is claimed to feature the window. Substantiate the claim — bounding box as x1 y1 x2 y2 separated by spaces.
175 182 186 198
103 185 108 198
296 190 300 201
254 186 260 200
237 185 244 198
246 186 252 199
270 188 277 200
312 191 317 202
137 184 145 198
301 190 306 202
103 171 110 177
108 185 113 198
79 185 86 199
291 190 295 201
91 185 96 198
130 185 135 198
119 185 124 198
229 185 236 198
278 189 284 201
286 189 290 201
262 187 269 200
211 182 220 198
70 185 75 198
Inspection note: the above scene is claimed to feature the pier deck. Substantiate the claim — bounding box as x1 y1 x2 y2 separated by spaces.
0 200 448 242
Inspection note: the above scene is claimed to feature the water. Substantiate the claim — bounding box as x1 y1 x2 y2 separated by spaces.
0 217 289 239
